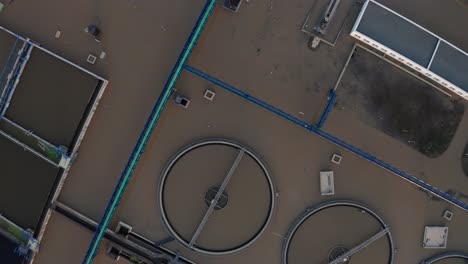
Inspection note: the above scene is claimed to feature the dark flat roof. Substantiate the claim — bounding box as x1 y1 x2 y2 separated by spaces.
357 1 438 66
430 42 468 92
354 0 468 92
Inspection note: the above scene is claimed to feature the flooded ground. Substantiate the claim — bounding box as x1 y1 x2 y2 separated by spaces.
0 135 59 230
0 0 466 263
110 70 468 263
6 48 99 148
188 0 359 124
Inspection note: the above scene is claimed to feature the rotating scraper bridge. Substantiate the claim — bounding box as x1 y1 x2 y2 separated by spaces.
83 0 468 263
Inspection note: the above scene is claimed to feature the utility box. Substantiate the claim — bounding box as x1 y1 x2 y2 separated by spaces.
320 171 335 195
331 154 342 164
174 94 190 108
223 0 242 13
423 226 448 249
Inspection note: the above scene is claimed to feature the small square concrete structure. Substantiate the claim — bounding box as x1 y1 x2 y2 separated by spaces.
204 89 216 101
423 226 448 249
223 0 243 13
174 94 190 108
320 171 335 195
331 154 342 164
86 54 97 65
203 89 216 101
442 210 453 221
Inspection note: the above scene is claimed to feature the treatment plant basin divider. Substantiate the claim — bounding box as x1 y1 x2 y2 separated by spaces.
82 0 217 263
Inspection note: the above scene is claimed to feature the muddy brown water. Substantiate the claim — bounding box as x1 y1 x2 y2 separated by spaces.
0 30 19 86
0 135 59 230
0 234 23 264
6 48 99 148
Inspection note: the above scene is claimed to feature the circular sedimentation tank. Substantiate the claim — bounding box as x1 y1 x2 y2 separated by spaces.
159 140 275 255
283 201 394 264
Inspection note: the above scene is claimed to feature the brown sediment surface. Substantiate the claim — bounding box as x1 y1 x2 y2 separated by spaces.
161 142 272 252
335 47 464 158
6 48 98 148
0 135 59 230
286 206 389 263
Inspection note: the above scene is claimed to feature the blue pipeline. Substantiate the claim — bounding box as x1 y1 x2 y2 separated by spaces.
316 89 336 128
183 65 314 131
183 64 468 211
